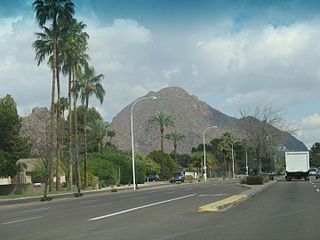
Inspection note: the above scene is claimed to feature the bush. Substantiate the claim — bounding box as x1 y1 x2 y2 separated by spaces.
244 175 265 185
148 150 176 180
240 177 247 184
185 175 194 181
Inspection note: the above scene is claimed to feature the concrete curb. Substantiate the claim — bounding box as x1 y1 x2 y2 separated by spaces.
198 194 248 212
197 180 277 212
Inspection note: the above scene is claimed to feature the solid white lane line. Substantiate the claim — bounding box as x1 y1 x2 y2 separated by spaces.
21 207 50 213
2 216 43 225
198 193 227 197
88 194 197 221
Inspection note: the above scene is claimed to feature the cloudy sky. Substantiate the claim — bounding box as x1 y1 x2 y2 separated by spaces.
1 0 320 148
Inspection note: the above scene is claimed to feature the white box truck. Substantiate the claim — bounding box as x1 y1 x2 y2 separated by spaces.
285 151 310 181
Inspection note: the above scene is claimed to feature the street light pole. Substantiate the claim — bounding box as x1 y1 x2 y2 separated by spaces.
231 140 241 178
202 126 217 182
245 149 248 176
131 96 157 190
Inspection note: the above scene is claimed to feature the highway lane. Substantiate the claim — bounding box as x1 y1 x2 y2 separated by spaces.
3 178 320 240
0 179 244 240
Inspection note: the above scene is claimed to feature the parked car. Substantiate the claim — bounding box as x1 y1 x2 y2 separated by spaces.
309 168 318 176
169 172 185 183
316 168 320 179
145 174 160 182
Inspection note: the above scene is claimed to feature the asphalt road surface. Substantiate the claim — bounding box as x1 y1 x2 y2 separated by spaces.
1 178 320 240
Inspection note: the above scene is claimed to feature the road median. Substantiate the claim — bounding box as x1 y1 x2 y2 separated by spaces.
198 194 248 212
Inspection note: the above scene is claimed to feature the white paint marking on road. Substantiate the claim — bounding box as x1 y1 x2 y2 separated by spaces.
1 216 43 225
314 185 317 188
317 189 320 192
89 203 112 208
88 194 197 221
135 196 149 200
21 207 50 213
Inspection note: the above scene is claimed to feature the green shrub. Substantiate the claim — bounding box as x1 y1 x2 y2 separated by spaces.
245 175 265 185
240 177 247 184
147 150 176 180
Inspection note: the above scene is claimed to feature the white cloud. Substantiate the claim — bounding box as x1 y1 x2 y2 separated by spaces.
295 113 320 148
301 113 320 129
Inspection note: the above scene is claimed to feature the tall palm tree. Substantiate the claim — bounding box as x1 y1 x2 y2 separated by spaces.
61 19 89 190
78 66 105 188
33 0 75 192
149 111 175 152
165 131 185 163
33 26 55 192
217 132 233 177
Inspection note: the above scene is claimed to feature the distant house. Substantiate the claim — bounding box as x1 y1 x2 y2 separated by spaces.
16 158 66 184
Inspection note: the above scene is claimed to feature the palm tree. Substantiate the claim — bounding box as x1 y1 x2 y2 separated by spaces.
217 132 233 177
54 97 68 118
149 111 175 152
33 26 55 192
33 0 75 192
107 129 115 145
87 119 108 152
78 65 105 188
60 19 89 190
165 131 185 163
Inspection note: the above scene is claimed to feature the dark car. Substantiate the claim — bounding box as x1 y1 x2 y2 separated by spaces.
309 168 318 176
146 174 160 182
169 172 185 183
316 168 320 179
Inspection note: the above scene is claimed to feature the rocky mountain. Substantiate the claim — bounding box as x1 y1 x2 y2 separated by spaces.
20 107 53 156
110 86 307 154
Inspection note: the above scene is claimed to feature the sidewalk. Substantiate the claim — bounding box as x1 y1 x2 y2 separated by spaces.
0 180 170 205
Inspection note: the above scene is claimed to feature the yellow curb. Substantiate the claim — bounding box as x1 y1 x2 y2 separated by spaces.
198 194 248 212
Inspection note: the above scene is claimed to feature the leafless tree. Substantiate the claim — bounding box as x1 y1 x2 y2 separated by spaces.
240 106 293 174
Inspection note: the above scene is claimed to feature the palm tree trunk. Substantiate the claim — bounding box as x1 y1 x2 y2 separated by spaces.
83 96 89 188
160 127 164 152
174 141 177 163
68 71 73 190
73 75 81 193
49 53 56 193
55 45 61 192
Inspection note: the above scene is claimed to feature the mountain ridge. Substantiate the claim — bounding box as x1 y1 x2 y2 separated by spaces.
110 86 307 154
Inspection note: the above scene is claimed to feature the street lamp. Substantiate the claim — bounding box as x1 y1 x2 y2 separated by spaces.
202 126 218 182
231 140 241 178
131 96 157 190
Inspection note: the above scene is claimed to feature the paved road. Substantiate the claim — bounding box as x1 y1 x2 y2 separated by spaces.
1 178 319 240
